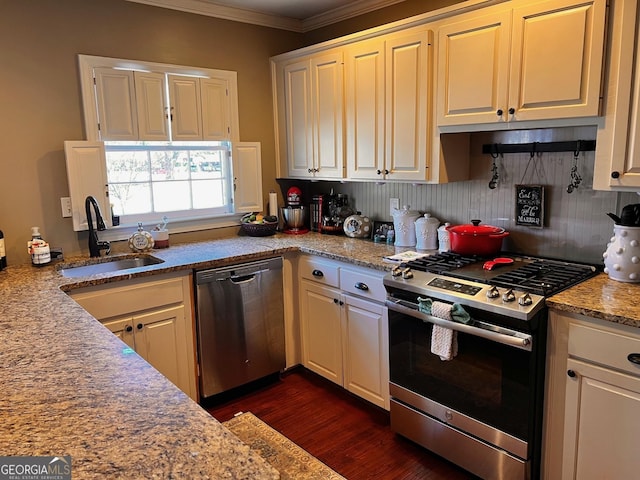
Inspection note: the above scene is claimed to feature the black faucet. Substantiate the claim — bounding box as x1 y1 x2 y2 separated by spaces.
85 196 110 257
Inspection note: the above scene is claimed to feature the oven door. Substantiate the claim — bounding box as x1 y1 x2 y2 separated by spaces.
387 299 539 460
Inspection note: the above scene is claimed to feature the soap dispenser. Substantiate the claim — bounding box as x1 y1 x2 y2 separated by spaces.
28 226 51 266
128 223 154 252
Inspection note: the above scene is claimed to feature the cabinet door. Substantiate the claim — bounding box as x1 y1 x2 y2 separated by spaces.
283 59 314 178
168 75 203 140
201 77 231 140
300 280 343 384
345 39 386 180
94 67 138 140
436 9 511 126
232 142 263 213
342 295 389 409
385 29 431 181
563 358 640 479
101 317 136 351
509 0 606 121
133 305 192 396
134 72 169 141
311 51 344 179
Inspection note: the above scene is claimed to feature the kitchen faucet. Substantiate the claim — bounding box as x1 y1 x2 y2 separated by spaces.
85 196 110 257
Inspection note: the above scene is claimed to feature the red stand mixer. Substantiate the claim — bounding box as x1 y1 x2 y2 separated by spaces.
282 186 308 234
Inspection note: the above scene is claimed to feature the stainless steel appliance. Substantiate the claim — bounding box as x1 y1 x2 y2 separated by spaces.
384 253 598 480
195 257 285 398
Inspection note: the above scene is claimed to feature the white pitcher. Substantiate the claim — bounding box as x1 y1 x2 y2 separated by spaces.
392 205 420 247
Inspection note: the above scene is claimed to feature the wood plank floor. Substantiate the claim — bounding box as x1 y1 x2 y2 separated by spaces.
205 368 479 480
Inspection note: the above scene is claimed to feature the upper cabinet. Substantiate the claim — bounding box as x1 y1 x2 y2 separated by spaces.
280 50 345 179
346 29 431 181
437 0 607 126
594 0 640 191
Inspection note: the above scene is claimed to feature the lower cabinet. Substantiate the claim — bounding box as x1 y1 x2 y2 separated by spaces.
543 310 640 479
70 272 197 401
298 255 389 409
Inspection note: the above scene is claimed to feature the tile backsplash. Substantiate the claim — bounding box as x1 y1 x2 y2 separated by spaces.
279 127 639 264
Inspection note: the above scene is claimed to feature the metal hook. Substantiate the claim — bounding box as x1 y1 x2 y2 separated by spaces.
530 142 537 158
490 143 500 159
574 140 582 159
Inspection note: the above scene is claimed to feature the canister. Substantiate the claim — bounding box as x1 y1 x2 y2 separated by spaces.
392 205 420 247
415 213 439 250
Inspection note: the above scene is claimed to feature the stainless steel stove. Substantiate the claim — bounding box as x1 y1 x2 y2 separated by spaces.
384 252 599 480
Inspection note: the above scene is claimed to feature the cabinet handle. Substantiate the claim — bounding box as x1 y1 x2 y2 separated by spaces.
496 109 504 116
627 353 640 365
354 282 369 291
611 171 620 179
137 323 144 330
125 325 133 333
567 369 576 378
508 107 515 115
312 269 324 277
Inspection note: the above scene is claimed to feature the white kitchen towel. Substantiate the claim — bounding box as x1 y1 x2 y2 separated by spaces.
430 300 458 361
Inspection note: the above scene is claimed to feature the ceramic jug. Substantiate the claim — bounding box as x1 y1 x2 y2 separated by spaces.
603 225 640 282
392 205 420 247
415 213 439 250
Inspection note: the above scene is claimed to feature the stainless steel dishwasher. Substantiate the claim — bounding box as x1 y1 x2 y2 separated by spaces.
195 256 285 398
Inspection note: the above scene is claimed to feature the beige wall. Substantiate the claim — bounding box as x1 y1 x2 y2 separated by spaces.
0 0 302 264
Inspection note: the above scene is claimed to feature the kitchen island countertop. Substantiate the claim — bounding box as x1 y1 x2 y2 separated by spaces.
0 232 399 479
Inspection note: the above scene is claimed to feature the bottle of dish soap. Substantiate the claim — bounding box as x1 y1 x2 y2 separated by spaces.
28 227 51 266
128 222 154 252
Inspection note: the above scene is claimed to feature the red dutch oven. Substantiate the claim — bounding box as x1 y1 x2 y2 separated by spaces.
446 220 509 256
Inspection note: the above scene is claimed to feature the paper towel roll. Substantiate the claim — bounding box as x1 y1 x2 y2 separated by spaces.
268 192 278 217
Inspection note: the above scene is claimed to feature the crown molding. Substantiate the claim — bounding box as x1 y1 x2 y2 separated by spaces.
126 0 405 32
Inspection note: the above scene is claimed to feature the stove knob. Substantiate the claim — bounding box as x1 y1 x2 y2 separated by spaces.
401 268 413 279
487 286 500 299
519 293 533 306
391 266 402 277
502 289 516 302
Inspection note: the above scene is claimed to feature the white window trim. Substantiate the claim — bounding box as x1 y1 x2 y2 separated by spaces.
78 54 240 143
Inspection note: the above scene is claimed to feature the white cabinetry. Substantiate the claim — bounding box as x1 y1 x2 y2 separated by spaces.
543 310 640 479
298 255 389 409
70 272 197 401
94 68 139 141
437 0 606 127
345 28 432 181
134 72 169 141
280 50 344 179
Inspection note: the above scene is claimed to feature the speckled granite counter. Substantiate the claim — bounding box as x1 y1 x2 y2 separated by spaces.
0 232 400 479
546 272 640 328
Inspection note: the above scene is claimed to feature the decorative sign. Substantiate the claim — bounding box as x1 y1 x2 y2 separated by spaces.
515 185 544 228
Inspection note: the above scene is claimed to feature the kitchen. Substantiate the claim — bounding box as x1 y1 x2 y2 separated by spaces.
2 0 640 479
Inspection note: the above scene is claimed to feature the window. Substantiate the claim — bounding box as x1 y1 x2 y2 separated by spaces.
105 141 233 225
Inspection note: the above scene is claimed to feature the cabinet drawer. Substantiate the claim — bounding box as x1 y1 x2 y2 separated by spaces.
340 267 385 302
569 323 640 377
71 273 186 320
299 256 340 287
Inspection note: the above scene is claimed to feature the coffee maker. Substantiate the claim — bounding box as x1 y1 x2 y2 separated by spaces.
321 191 354 234
281 186 309 234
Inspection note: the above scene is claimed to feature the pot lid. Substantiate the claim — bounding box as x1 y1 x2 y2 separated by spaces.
446 219 505 236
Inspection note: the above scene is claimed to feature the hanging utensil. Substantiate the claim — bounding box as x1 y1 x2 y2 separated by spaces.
566 148 583 193
488 145 500 189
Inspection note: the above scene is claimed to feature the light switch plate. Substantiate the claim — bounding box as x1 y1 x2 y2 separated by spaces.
61 197 72 218
390 198 400 216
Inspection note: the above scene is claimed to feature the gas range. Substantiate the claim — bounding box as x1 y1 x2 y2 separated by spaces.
383 252 599 321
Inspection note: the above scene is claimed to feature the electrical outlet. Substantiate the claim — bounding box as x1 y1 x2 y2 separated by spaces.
61 197 72 218
390 198 400 216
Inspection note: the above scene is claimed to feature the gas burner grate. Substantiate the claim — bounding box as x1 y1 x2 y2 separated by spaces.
405 252 478 274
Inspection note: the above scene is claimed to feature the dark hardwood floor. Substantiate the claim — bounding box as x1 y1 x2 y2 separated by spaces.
205 368 479 480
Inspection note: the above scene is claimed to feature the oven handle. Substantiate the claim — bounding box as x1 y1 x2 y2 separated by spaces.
386 299 533 351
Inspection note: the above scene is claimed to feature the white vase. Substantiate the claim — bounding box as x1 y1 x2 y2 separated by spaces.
603 225 640 282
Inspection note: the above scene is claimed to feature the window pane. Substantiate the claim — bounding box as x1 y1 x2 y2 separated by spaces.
110 183 152 215
192 150 224 179
106 151 150 182
192 179 225 209
153 181 191 212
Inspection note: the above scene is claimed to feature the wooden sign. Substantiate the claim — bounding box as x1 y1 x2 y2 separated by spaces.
515 185 544 228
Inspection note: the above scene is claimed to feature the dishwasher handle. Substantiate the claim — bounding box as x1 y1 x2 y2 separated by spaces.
227 273 257 284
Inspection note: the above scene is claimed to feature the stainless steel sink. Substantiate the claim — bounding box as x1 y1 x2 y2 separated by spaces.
59 255 165 278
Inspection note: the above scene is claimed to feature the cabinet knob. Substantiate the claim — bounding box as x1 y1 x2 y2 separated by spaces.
354 282 369 291
312 269 324 277
384 169 389 175
377 169 382 175
611 171 620 179
508 107 515 115
567 369 576 378
627 353 640 365
496 109 504 116
137 323 144 330
308 168 313 174
334 298 339 304
125 325 133 333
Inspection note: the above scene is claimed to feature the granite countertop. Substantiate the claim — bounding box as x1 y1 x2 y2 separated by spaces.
0 232 399 479
546 272 640 328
